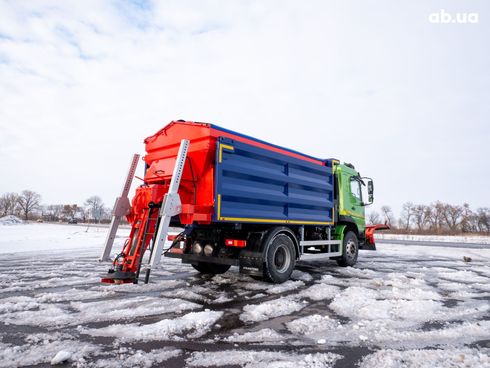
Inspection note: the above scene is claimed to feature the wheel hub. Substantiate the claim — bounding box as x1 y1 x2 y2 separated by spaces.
273 244 291 273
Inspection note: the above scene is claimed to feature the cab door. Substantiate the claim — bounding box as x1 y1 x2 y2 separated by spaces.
347 176 366 231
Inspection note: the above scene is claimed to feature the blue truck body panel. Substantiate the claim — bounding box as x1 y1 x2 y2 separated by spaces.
214 137 334 225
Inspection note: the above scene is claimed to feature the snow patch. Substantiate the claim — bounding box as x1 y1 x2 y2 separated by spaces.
0 215 23 225
224 328 284 343
359 347 490 368
287 314 341 335
82 310 223 341
50 350 72 365
299 283 340 301
0 339 99 367
186 350 342 368
92 347 182 368
377 233 490 245
0 296 200 327
291 270 314 282
266 280 305 294
240 297 304 322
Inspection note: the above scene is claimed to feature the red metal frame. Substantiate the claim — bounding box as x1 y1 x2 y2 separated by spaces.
365 223 390 245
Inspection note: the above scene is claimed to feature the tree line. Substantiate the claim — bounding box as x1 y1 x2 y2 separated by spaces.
0 191 112 223
368 202 490 234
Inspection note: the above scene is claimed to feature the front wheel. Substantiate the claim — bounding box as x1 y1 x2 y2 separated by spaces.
263 234 296 283
336 231 359 267
192 262 231 275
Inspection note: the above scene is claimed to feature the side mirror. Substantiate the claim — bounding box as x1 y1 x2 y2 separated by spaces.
367 180 374 204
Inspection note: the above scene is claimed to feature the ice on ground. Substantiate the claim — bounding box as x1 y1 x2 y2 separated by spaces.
224 328 284 343
286 314 341 335
0 296 40 313
240 297 304 322
266 280 305 294
373 243 490 261
0 215 23 225
50 350 72 365
36 288 116 302
359 347 490 368
329 286 442 323
371 274 441 301
1 224 489 365
91 279 185 293
0 296 200 327
291 270 314 282
299 283 340 301
377 233 490 245
0 339 100 368
437 270 489 283
334 266 380 278
92 347 182 368
299 318 490 349
82 310 223 341
186 350 342 368
329 285 489 327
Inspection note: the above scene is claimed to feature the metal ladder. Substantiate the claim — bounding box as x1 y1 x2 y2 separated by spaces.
100 154 140 262
99 139 189 285
143 139 189 283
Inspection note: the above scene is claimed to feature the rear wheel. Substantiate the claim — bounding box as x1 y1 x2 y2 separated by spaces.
337 231 359 267
192 262 231 275
263 233 296 283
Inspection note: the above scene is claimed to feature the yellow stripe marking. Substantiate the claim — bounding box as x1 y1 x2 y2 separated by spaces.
219 144 234 163
339 209 365 219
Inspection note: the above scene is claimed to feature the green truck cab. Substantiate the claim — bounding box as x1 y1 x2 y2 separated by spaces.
332 162 376 266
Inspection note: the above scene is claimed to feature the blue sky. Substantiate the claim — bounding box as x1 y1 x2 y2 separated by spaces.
0 0 489 217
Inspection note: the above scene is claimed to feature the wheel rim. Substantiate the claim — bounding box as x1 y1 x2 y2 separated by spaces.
273 244 291 273
345 239 357 260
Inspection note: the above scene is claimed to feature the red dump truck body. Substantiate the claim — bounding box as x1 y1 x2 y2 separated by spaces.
135 120 331 226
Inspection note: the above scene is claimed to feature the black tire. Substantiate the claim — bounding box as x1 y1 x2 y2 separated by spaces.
263 233 296 283
192 262 231 275
337 231 359 267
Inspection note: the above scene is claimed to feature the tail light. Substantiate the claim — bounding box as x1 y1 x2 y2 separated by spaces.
225 239 247 248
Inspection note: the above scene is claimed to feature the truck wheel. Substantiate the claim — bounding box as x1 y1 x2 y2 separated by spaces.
263 234 296 283
192 262 231 275
337 231 359 267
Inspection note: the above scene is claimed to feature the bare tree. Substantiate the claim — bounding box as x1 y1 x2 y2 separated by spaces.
460 203 474 233
442 203 464 231
367 210 381 225
412 204 427 231
46 204 63 221
427 201 445 232
17 190 41 221
400 202 415 230
476 208 490 233
62 204 78 220
380 205 395 227
0 192 20 216
85 196 104 223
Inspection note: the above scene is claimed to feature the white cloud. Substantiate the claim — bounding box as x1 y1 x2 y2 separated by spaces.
0 0 489 213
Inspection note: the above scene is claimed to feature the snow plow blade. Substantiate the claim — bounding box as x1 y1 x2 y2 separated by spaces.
362 224 390 250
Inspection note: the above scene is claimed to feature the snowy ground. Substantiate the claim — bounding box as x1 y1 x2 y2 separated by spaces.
0 224 489 367
376 233 490 245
